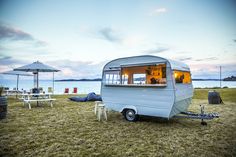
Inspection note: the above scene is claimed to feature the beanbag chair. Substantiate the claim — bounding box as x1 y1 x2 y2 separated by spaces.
87 92 102 101
69 92 102 102
69 97 87 102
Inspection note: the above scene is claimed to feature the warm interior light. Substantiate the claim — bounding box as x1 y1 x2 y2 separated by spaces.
174 72 178 78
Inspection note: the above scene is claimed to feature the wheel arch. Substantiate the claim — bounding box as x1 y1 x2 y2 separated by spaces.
120 105 138 114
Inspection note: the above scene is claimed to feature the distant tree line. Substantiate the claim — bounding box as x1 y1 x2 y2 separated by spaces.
223 76 236 81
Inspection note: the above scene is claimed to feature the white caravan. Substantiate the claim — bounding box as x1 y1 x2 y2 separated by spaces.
101 55 193 121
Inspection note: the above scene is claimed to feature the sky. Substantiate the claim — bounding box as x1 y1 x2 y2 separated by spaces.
0 0 236 80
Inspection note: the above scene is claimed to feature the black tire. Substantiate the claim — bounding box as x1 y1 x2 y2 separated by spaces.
123 109 139 122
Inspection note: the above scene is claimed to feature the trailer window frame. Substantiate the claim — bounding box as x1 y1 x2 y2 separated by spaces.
173 70 192 84
104 70 121 85
104 63 167 87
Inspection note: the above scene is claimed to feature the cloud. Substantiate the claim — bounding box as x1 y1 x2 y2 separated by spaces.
0 23 33 41
46 60 106 79
145 47 169 54
149 8 167 16
233 39 236 42
177 51 191 54
0 55 11 61
61 68 74 76
194 57 218 62
175 57 218 62
34 40 48 47
1 56 235 80
0 58 105 79
0 22 47 46
98 27 121 43
0 56 30 73
0 56 28 65
190 63 236 79
0 45 8 51
143 43 170 54
178 57 193 61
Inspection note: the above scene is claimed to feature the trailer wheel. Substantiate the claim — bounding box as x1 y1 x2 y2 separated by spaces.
123 109 138 122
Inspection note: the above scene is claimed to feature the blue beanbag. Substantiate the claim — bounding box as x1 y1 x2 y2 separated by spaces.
69 97 87 102
68 92 102 102
87 92 102 101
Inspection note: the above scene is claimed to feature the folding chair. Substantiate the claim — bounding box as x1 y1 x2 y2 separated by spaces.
64 88 69 94
48 87 53 93
73 87 77 94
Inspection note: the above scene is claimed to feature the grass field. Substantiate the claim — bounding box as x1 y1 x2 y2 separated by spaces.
0 89 236 156
193 88 236 103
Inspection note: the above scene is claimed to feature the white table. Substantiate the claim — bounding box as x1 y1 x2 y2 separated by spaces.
20 93 56 109
4 90 23 96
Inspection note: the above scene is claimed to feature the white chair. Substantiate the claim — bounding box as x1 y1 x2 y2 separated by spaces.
48 87 53 93
97 103 107 121
94 101 102 115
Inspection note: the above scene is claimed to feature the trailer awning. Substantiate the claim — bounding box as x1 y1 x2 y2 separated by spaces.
120 62 166 68
104 55 191 72
105 62 166 72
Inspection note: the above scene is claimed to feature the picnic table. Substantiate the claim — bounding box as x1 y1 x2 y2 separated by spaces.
20 93 56 109
4 90 23 96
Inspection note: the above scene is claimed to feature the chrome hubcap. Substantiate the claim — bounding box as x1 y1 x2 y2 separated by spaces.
126 110 135 120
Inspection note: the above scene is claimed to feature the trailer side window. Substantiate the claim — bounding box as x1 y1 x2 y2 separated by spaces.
121 74 128 84
104 71 120 84
174 71 191 84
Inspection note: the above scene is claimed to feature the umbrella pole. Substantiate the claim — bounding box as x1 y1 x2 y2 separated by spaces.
37 72 39 89
53 72 54 94
37 72 39 106
16 75 19 98
34 73 37 88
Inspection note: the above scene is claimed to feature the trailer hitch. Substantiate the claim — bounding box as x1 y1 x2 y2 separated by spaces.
175 105 219 125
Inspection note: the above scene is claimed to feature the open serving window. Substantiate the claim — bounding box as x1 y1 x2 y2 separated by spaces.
104 63 167 87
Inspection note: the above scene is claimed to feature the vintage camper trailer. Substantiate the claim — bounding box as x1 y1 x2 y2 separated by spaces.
101 55 194 121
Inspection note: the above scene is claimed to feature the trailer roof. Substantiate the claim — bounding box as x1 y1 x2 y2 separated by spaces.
168 59 190 71
104 55 190 72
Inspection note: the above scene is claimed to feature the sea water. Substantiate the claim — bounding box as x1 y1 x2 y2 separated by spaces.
0 79 235 94
0 79 101 94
